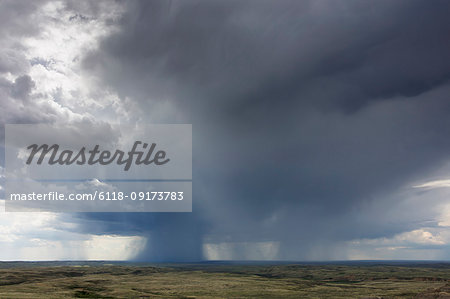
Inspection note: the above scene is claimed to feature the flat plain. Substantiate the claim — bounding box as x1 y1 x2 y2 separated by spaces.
0 261 449 298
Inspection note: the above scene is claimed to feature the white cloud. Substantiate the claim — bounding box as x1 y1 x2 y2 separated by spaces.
344 228 450 260
0 0 146 261
83 235 146 261
0 0 128 126
0 201 145 260
350 229 446 247
413 179 450 189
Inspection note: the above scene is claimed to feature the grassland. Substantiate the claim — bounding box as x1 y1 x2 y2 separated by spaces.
0 261 449 298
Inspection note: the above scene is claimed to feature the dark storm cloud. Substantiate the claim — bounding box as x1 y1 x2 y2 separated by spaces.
79 0 450 260
84 0 450 114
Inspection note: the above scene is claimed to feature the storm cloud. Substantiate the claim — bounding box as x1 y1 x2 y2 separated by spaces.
1 0 450 261
75 0 450 260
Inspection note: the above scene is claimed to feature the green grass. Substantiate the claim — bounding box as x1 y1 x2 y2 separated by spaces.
0 263 448 298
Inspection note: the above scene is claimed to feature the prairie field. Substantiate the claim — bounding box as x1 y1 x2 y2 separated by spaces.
0 262 449 298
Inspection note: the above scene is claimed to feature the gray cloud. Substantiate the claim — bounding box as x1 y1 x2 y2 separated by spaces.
84 0 450 115
75 0 450 260
1 0 450 261
0 0 127 161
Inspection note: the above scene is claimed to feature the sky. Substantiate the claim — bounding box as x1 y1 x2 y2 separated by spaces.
1 0 450 261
